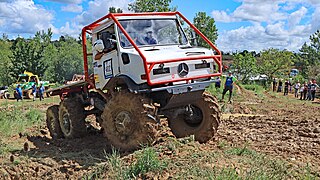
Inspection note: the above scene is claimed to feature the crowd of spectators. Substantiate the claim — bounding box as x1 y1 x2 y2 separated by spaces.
272 78 319 101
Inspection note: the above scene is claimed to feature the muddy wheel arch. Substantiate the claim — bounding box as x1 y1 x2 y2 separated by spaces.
164 92 221 143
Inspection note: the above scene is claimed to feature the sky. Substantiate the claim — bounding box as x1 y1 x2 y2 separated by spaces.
0 0 319 52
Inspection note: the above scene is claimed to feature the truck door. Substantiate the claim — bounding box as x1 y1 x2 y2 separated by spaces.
93 27 120 90
94 50 118 89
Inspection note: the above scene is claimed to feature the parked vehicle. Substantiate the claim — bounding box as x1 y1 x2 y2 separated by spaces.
290 69 299 77
0 86 9 99
13 71 51 99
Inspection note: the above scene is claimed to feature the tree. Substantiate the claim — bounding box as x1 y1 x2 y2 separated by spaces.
43 36 84 83
0 39 14 85
232 52 258 83
128 0 176 12
10 29 52 78
258 48 295 80
298 30 320 82
109 7 123 13
192 12 218 48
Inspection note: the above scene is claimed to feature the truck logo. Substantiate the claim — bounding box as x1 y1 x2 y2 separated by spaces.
177 63 189 77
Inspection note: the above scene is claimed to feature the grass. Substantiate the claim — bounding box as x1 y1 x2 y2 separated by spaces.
163 139 319 179
126 147 167 178
0 107 43 137
84 147 168 180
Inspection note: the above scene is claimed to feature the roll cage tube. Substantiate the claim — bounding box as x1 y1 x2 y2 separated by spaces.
81 12 222 86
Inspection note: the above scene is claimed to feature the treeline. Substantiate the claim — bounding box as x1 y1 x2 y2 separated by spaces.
0 29 84 85
0 0 218 86
0 0 318 86
230 30 320 84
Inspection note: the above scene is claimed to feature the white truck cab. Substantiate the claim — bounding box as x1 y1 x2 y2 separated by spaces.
90 13 221 92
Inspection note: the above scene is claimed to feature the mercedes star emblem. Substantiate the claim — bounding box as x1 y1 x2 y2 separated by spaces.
177 63 189 77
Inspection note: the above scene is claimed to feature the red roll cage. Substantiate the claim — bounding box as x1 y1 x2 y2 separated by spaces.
81 11 222 86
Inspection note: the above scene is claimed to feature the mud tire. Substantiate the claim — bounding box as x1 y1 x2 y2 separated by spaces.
165 92 220 143
59 97 86 138
25 90 33 99
101 92 158 151
46 105 63 139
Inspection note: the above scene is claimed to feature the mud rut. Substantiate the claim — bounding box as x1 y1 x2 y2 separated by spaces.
1 91 320 178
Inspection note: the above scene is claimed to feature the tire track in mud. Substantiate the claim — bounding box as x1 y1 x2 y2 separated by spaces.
218 111 320 169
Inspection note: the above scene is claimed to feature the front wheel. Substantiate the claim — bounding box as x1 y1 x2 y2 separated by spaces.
59 97 86 138
165 92 221 143
101 92 158 151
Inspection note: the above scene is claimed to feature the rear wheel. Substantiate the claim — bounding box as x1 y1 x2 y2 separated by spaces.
26 90 33 99
101 92 158 151
46 105 63 139
165 92 220 143
59 97 86 138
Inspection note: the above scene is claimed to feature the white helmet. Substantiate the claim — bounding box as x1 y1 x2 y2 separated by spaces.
93 39 104 53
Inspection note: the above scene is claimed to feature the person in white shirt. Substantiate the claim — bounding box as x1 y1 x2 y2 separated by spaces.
294 81 300 98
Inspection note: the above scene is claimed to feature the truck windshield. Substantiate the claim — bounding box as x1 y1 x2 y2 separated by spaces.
118 19 188 48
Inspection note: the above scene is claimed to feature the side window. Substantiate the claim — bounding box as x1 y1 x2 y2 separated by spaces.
97 25 117 53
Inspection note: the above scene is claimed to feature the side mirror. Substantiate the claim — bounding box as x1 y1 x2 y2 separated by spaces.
188 30 198 46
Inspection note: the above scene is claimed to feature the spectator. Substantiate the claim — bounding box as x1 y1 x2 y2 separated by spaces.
39 84 45 101
299 83 305 100
272 78 277 92
294 81 300 98
288 80 292 93
284 80 289 96
15 85 23 102
303 82 308 100
32 84 37 101
310 80 319 101
277 79 283 92
215 77 221 88
221 72 237 103
307 81 312 100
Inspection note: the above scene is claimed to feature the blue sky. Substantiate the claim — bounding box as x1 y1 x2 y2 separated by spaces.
0 0 320 52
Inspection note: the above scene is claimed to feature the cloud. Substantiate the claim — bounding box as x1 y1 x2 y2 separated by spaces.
212 0 287 23
0 0 55 34
211 10 236 22
310 7 320 32
213 0 319 52
61 4 83 13
76 0 130 26
288 6 308 28
59 21 81 37
46 0 82 4
216 21 311 52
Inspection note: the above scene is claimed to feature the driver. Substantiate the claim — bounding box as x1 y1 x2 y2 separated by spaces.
144 29 157 45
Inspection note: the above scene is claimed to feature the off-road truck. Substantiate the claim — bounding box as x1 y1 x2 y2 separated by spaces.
13 71 51 99
46 12 222 151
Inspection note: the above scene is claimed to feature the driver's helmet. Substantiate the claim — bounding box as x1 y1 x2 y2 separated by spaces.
93 39 104 53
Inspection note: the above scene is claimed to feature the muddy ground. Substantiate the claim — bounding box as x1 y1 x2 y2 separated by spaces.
0 89 319 179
